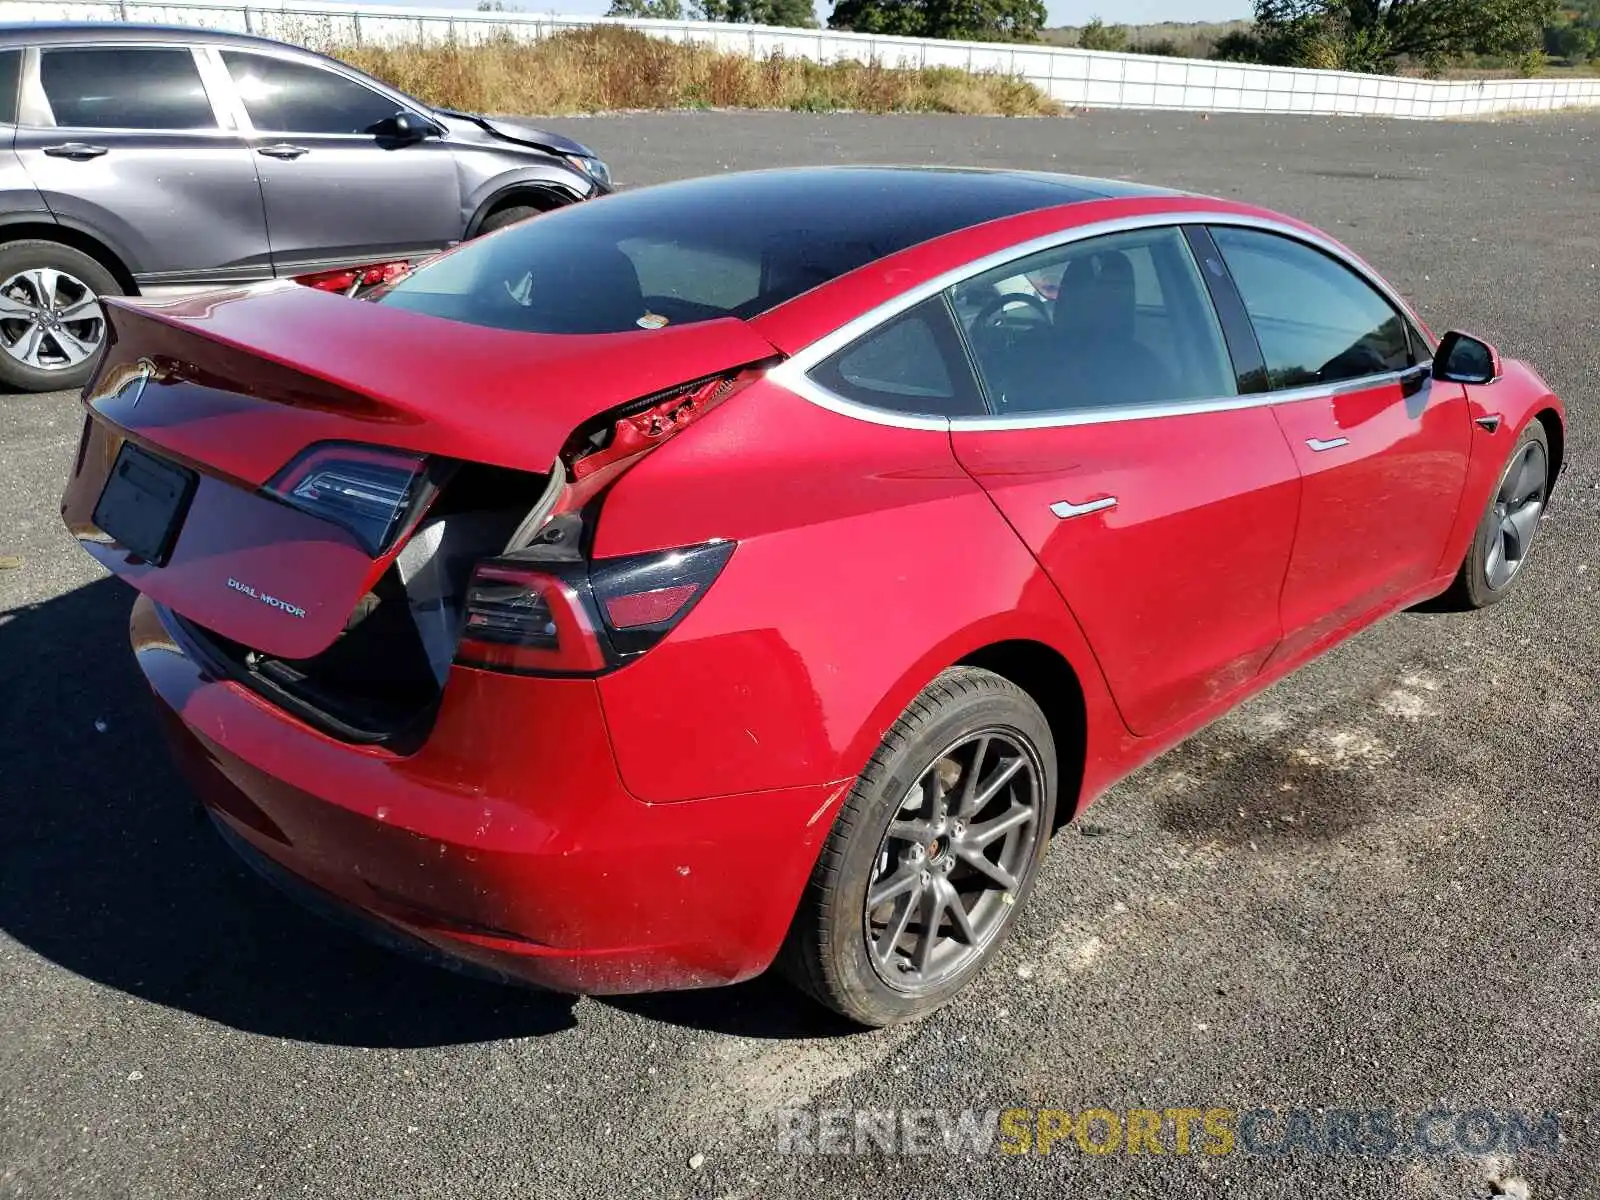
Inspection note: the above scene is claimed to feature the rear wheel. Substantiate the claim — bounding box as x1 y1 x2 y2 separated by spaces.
1444 421 1550 610
0 239 121 393
781 667 1057 1027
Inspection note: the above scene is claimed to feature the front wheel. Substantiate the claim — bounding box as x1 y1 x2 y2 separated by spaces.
474 205 540 238
1443 420 1550 610
780 667 1057 1027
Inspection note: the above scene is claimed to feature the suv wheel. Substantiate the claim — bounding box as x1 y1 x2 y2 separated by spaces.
0 240 121 393
475 205 540 237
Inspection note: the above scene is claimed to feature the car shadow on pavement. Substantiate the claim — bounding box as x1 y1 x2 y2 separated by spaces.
1 575 856 1046
0 575 580 1047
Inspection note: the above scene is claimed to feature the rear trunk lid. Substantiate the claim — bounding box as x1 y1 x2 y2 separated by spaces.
62 285 779 665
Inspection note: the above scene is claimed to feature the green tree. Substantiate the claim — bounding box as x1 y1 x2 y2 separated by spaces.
1077 16 1129 51
1247 0 1558 70
697 0 818 25
607 0 687 16
828 0 1047 42
1549 19 1598 62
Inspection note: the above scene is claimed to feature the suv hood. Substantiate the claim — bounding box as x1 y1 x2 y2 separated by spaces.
436 110 596 159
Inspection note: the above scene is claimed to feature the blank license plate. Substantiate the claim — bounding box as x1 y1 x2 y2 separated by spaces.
92 441 196 566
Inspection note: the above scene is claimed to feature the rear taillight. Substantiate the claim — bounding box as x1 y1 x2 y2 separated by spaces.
455 539 734 676
456 564 609 674
588 541 736 655
294 261 412 296
266 442 434 556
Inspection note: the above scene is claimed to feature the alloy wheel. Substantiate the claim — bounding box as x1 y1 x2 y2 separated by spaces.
863 729 1044 993
0 267 105 372
1484 439 1547 590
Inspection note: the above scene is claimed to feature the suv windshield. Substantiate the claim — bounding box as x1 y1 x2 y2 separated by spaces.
377 169 1099 335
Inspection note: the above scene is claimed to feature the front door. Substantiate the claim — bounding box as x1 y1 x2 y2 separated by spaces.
15 43 272 287
216 49 460 276
1204 225 1472 667
948 226 1301 737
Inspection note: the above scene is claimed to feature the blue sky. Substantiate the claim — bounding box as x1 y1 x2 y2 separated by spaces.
378 0 1254 25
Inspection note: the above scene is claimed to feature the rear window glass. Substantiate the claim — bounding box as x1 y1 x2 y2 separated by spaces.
377 170 1096 335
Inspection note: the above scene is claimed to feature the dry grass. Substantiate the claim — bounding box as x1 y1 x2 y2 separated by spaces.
330 26 1061 116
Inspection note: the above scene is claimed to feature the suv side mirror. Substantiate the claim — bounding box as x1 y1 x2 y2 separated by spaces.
1433 330 1501 385
372 111 433 141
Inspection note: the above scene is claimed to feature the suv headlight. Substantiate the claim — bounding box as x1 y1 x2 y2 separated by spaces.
565 155 612 190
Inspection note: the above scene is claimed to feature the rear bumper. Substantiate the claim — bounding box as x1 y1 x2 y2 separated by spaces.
133 596 848 994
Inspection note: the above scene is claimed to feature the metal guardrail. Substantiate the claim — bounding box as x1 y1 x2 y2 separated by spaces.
3 0 1598 119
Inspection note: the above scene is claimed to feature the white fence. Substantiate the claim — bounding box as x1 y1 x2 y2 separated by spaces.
4 0 1600 119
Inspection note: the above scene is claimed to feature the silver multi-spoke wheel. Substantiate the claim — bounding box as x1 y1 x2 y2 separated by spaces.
863 729 1044 993
0 267 104 372
782 667 1056 1026
1484 438 1547 590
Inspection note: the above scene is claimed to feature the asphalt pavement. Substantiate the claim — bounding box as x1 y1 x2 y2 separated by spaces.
2 109 1599 1199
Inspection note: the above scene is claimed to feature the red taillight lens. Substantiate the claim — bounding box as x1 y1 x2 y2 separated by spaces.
294 261 412 295
455 539 734 676
456 564 609 674
266 442 432 556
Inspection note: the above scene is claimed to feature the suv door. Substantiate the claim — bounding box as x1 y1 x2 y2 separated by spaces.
213 49 460 276
14 43 272 287
947 225 1302 737
1202 224 1471 669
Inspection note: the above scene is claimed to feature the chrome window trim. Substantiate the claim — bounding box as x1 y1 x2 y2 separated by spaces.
769 210 1436 433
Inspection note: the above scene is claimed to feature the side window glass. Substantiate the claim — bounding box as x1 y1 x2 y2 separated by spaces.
949 226 1234 416
222 52 398 134
0 50 20 125
39 47 215 130
808 297 984 418
1210 226 1415 389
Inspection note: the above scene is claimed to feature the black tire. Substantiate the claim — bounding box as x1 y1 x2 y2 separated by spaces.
1441 420 1551 610
474 205 541 237
780 667 1058 1027
0 239 121 393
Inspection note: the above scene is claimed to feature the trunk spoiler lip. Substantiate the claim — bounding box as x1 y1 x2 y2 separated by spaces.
89 285 787 480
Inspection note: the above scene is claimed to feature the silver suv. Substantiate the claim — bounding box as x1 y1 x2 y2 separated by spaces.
0 22 613 392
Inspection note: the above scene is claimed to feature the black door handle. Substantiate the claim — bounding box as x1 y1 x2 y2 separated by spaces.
257 143 309 160
1399 363 1431 398
42 142 108 160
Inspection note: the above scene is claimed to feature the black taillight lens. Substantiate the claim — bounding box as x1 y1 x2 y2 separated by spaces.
589 540 735 656
455 539 734 676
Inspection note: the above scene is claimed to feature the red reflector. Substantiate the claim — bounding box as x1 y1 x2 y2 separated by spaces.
603 583 699 629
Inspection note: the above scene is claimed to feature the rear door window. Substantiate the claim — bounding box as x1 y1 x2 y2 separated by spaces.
39 46 217 130
950 226 1235 415
221 52 398 134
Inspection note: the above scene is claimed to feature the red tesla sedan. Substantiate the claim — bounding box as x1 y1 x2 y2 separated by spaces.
62 168 1564 1026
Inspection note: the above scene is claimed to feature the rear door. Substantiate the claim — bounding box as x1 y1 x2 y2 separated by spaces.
14 42 272 287
947 225 1302 737
213 49 460 276
1203 224 1471 668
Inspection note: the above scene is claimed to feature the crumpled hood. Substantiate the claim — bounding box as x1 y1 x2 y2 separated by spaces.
436 110 596 159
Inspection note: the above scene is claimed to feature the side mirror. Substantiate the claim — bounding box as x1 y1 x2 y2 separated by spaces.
1433 330 1501 385
372 111 432 141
